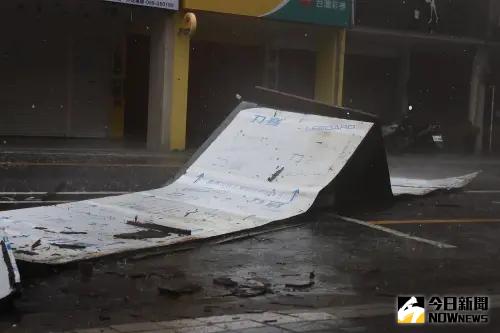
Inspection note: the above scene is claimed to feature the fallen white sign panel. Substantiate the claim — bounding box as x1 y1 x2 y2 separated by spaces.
1 230 20 301
0 107 374 264
391 172 479 196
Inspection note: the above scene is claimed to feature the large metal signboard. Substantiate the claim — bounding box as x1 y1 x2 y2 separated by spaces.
0 105 372 264
0 100 479 265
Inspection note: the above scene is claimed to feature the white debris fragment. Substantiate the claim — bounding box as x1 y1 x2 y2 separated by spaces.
390 172 480 196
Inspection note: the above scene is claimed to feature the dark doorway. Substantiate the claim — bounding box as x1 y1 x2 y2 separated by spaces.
187 41 264 148
124 34 150 142
344 54 398 122
278 49 316 99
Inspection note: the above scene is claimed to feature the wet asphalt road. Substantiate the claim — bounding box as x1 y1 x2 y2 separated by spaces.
0 149 189 210
1 152 500 332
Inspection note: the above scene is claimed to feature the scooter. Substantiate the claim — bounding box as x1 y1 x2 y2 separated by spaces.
416 122 445 150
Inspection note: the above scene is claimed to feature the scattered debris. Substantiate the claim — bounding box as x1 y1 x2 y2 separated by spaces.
126 220 192 236
158 282 202 298
114 230 171 240
184 209 199 218
213 276 238 288
50 243 87 250
231 279 271 298
284 280 315 289
267 166 284 182
231 286 267 298
60 231 88 235
31 239 42 250
284 272 315 290
34 227 56 234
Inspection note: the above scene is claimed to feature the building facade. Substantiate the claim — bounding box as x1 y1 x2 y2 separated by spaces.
0 0 352 152
344 0 500 153
182 0 351 148
0 0 185 151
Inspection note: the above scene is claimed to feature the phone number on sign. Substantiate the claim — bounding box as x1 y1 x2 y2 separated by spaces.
106 0 178 10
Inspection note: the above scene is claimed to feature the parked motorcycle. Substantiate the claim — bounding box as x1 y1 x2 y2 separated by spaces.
383 114 445 153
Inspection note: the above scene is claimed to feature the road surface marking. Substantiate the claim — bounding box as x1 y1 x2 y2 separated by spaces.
0 201 71 204
0 162 183 168
333 215 456 249
369 218 500 225
0 191 129 195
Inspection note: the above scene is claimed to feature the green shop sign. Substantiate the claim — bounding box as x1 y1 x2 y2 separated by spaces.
183 0 351 27
266 0 351 27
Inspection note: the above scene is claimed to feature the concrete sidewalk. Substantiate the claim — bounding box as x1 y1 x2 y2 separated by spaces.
65 305 393 333
65 296 500 333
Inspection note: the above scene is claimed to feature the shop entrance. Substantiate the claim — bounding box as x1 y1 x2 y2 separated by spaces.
124 34 150 142
187 41 264 148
